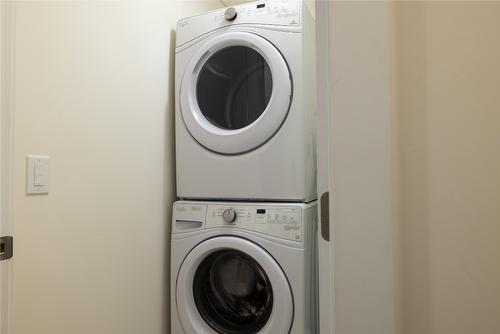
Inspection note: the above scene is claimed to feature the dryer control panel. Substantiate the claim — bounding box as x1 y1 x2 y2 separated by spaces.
173 202 304 241
176 0 304 47
211 0 301 26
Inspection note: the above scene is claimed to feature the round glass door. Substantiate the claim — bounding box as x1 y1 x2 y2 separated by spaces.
180 32 292 155
193 249 273 334
196 46 273 131
176 236 293 334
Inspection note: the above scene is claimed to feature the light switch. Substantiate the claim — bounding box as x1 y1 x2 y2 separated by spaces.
34 163 48 186
26 155 49 194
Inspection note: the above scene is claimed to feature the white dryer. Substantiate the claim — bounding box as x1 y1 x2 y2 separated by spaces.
175 0 316 201
170 200 318 334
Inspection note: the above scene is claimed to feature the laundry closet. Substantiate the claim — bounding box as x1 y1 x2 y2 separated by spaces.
171 1 318 333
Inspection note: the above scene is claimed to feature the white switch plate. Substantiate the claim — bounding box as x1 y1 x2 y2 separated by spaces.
26 155 50 194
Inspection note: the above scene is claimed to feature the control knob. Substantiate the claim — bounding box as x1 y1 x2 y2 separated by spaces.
222 208 237 223
224 7 237 21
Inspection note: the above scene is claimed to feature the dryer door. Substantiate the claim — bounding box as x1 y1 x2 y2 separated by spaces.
180 31 292 155
176 236 293 334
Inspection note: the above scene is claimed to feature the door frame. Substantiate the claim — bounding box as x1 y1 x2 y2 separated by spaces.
316 1 395 334
0 1 15 334
315 0 334 333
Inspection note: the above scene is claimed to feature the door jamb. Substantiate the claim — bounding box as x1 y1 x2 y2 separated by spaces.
0 2 15 334
315 1 334 333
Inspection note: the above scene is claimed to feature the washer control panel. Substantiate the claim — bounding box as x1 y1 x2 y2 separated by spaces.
205 204 302 241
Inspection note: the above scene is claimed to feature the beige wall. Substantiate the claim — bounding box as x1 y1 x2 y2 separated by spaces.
392 2 500 334
329 2 395 334
9 1 221 334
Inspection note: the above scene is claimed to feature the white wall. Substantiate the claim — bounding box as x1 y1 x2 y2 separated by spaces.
9 1 221 334
392 2 500 334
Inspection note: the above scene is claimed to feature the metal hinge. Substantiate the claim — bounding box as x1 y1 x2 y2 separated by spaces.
0 236 13 261
320 192 330 241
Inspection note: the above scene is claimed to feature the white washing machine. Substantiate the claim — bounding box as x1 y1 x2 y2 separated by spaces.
175 0 316 201
171 200 318 334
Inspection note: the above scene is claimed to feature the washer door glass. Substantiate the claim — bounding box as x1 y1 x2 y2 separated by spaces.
175 236 293 334
180 32 292 155
193 249 273 334
196 46 273 130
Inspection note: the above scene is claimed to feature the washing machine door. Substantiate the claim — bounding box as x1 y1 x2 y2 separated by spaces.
176 236 293 334
180 31 292 155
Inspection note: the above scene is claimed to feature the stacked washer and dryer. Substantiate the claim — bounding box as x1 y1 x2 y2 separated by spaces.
171 1 317 333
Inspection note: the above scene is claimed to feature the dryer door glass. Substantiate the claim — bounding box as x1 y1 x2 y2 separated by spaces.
180 31 292 154
196 46 273 130
193 249 273 334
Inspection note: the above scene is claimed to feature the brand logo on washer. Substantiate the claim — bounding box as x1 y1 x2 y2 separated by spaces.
176 206 186 212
